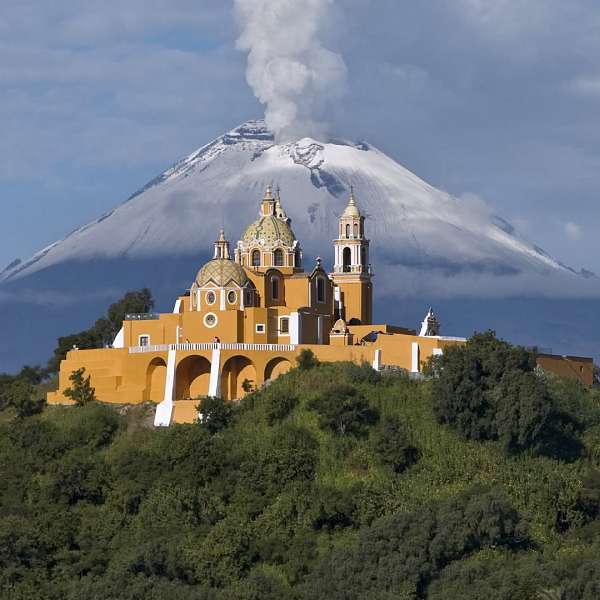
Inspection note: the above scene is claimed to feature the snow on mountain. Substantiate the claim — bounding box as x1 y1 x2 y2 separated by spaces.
1 120 596 298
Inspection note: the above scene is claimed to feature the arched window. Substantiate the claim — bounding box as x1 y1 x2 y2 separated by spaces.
317 276 326 303
343 247 352 273
274 248 284 266
345 223 350 238
271 276 280 301
353 223 358 237
252 249 261 267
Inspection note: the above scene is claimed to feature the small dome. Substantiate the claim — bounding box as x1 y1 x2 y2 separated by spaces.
242 215 296 247
196 258 248 287
342 188 362 218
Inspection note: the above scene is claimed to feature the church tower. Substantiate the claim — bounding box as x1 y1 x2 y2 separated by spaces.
331 188 373 324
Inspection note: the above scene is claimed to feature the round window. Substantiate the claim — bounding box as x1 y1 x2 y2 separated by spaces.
206 291 216 305
204 313 218 328
227 290 237 304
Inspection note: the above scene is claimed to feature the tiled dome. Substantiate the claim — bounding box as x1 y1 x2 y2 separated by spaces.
196 259 248 287
242 215 296 247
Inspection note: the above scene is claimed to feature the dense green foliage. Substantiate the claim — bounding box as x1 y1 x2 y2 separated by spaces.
48 288 153 372
2 339 600 598
431 331 586 459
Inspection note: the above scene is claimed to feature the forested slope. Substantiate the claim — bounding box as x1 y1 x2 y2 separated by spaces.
2 337 600 599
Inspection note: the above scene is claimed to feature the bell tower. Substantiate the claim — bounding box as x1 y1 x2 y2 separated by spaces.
331 188 373 324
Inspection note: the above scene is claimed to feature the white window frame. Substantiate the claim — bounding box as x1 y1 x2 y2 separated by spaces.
205 290 217 305
139 334 150 347
255 323 266 334
227 290 237 304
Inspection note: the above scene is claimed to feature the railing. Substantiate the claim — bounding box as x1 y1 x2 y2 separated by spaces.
124 313 160 321
129 342 297 354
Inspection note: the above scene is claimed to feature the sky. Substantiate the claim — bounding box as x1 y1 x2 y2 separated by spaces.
1 0 599 277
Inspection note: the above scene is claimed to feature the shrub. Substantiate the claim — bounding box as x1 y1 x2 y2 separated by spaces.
372 415 419 473
308 384 379 436
5 379 45 419
63 368 96 406
197 397 234 434
264 390 298 424
296 349 320 371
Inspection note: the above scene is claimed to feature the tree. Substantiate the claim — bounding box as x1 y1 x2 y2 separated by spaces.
5 379 44 418
372 415 419 473
197 397 234 433
64 368 96 406
48 288 154 372
296 349 320 371
308 384 379 436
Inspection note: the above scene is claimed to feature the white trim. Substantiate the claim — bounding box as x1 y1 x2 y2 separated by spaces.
204 312 218 328
411 342 420 373
173 298 182 313
372 349 382 371
227 290 237 305
256 323 266 334
289 312 301 344
139 334 150 347
112 327 125 349
208 346 222 397
205 290 217 305
220 288 226 311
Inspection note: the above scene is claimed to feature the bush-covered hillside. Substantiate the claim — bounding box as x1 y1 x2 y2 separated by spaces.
2 337 600 599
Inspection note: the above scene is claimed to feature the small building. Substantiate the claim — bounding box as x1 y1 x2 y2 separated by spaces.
48 187 594 424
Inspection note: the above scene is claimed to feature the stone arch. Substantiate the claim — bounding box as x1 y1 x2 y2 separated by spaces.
264 357 292 382
175 355 211 400
146 357 167 402
221 355 256 401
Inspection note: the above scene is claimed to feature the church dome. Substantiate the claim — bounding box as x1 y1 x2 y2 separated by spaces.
196 258 249 287
242 215 296 247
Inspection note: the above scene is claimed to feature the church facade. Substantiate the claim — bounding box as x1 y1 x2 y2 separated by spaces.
48 187 594 424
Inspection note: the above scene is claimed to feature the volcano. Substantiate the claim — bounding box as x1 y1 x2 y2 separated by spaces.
1 120 598 371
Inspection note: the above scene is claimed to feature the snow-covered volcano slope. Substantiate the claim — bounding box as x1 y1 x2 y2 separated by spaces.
2 120 595 298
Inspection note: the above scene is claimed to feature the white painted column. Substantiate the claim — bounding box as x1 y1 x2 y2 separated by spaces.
411 342 420 373
372 349 382 371
208 346 222 397
220 288 226 311
290 312 301 344
154 348 177 427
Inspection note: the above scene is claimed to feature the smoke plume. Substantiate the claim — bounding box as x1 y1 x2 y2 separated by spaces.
234 0 347 141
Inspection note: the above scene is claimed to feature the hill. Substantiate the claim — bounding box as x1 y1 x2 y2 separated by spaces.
2 343 600 599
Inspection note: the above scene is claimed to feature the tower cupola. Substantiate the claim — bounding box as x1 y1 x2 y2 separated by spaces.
213 229 231 260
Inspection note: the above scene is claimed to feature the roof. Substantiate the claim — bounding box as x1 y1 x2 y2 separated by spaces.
196 258 249 287
242 215 296 247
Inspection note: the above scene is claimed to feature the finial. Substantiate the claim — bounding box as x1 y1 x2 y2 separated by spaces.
264 184 274 201
342 185 361 218
218 228 226 241
316 256 322 268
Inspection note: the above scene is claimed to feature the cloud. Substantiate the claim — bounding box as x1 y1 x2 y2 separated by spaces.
565 222 583 241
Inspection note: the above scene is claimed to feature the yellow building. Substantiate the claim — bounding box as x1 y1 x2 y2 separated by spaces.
48 187 592 424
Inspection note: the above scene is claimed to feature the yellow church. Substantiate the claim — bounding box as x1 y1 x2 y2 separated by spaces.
48 187 594 424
